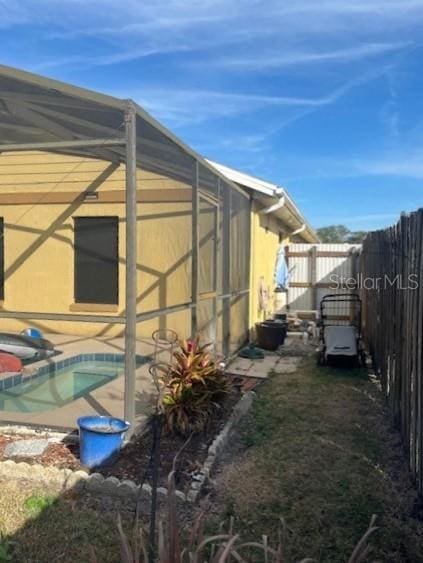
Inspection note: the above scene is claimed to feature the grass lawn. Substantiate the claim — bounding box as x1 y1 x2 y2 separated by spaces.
1 355 423 562
0 481 132 562
214 356 423 562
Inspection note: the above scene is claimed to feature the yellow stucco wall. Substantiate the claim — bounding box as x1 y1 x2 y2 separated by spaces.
0 150 305 346
0 151 193 338
249 200 290 332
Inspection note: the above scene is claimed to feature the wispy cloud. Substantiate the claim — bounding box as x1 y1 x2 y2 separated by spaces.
118 88 332 126
0 0 422 232
116 69 383 128
313 211 400 230
284 146 423 182
2 0 422 72
353 149 423 178
32 45 193 71
335 213 399 223
0 0 31 28
379 68 401 139
207 42 410 70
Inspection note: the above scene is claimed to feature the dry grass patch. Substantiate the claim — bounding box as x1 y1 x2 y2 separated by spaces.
214 357 423 562
0 479 132 562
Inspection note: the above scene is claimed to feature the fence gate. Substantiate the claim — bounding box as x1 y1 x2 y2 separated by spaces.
285 243 361 319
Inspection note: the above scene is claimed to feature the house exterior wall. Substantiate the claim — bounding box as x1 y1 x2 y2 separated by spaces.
0 151 193 338
0 150 313 347
249 200 291 331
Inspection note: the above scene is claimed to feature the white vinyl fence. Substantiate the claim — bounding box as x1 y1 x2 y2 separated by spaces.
286 243 361 318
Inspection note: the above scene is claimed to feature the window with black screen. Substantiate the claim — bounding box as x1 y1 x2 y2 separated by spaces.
74 217 118 304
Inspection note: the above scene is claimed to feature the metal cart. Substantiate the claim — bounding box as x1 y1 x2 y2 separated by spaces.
317 293 366 367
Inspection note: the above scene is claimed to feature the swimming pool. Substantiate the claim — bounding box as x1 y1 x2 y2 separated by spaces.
0 353 148 413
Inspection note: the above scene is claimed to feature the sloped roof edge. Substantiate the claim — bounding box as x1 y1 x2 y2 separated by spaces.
207 160 319 243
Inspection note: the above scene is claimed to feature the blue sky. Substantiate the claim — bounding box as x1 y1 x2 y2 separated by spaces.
1 0 423 232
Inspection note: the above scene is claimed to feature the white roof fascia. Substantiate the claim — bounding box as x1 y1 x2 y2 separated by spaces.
207 159 318 242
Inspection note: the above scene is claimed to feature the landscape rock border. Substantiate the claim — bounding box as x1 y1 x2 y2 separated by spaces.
186 390 255 502
0 391 255 504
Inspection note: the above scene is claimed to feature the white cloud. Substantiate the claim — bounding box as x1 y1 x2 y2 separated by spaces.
113 69 383 128
208 43 410 70
379 68 402 139
335 213 399 223
0 1 31 28
2 0 422 72
353 149 423 178
118 88 324 125
284 146 423 181
1 0 423 185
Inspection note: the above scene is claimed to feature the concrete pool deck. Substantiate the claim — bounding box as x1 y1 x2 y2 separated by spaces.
0 333 170 432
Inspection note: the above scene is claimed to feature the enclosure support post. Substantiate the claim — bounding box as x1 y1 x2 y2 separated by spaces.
124 101 137 433
191 160 200 337
310 245 318 311
222 185 231 357
211 179 220 352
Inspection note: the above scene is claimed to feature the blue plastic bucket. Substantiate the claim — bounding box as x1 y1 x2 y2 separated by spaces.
77 415 130 469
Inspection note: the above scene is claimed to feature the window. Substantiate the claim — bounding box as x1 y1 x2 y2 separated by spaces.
0 219 4 300
74 217 118 304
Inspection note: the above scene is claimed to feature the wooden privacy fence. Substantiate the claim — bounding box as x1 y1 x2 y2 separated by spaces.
359 209 423 494
286 243 360 317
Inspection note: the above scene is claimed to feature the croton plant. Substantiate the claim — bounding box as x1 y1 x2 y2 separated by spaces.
159 336 231 435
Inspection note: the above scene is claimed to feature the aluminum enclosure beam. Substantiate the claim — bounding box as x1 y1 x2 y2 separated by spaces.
123 102 137 432
0 310 125 324
210 180 220 351
222 185 231 357
0 138 126 152
191 161 199 337
137 302 195 324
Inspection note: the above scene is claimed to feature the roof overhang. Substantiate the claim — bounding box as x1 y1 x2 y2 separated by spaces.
207 160 319 243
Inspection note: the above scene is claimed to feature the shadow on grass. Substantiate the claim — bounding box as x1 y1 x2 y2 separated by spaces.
316 363 369 381
0 480 135 562
0 357 418 562
213 356 423 562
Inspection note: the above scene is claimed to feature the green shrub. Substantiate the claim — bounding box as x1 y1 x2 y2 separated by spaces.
159 337 231 435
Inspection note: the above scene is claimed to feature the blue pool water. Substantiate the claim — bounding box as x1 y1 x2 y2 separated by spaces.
0 354 147 413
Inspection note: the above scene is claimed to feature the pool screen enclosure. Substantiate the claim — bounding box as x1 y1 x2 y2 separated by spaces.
0 65 251 432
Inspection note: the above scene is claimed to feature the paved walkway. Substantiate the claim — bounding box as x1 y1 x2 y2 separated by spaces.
226 336 314 380
227 352 301 379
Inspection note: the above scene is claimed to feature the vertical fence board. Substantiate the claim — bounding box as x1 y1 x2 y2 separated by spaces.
360 208 423 494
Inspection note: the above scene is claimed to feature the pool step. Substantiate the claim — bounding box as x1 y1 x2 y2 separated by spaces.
73 368 120 378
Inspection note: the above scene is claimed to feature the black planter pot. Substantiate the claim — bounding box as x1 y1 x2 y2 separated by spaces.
255 320 288 351
274 312 287 322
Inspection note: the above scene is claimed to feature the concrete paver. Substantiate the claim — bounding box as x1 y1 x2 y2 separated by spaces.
5 438 49 457
227 353 282 379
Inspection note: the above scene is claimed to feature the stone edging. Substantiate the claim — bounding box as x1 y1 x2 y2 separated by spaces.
0 391 255 504
186 390 255 502
0 459 186 501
